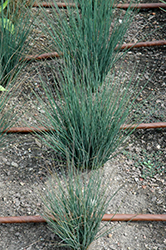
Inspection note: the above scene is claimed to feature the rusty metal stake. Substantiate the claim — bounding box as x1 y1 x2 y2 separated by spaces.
3 122 166 134
0 214 166 224
24 40 166 61
33 2 166 10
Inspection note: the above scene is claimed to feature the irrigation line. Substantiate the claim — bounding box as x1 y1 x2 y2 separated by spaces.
33 2 166 10
0 214 166 224
3 122 166 134
25 40 166 61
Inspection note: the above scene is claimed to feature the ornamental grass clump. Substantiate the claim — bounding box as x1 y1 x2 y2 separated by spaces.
34 58 146 169
42 164 119 250
0 0 34 86
40 0 135 85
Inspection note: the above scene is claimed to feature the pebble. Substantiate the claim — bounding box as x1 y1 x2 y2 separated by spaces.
1 157 7 163
134 178 139 182
35 138 42 148
14 198 20 207
11 162 18 168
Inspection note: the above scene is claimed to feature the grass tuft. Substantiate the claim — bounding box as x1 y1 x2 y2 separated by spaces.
33 58 148 169
40 0 136 86
42 163 119 250
0 0 34 86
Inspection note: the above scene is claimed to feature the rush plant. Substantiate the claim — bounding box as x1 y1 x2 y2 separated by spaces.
34 57 147 169
0 0 14 32
0 0 34 86
42 164 119 250
40 0 135 86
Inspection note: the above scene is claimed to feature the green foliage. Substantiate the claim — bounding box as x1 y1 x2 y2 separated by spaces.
160 0 166 12
42 164 118 250
0 0 14 33
0 0 34 86
34 58 147 169
123 149 166 179
0 0 9 12
41 0 135 86
0 85 6 91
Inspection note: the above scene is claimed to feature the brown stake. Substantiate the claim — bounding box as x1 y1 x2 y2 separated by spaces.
3 122 166 134
121 122 166 130
116 3 166 9
33 1 76 8
24 40 166 61
0 214 166 224
33 2 166 10
24 52 61 61
102 214 166 221
119 40 166 50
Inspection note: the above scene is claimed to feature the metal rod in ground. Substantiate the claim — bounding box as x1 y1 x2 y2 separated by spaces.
121 122 166 130
3 122 166 134
117 3 166 9
120 40 166 50
33 2 166 10
24 52 61 61
102 214 166 221
24 40 166 61
0 214 166 224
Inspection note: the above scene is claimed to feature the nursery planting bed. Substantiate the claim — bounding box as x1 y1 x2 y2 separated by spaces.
0 2 166 250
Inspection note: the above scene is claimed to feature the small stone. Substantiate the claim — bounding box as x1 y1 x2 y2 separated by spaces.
156 145 160 149
11 162 18 168
35 138 42 148
134 178 139 182
108 234 112 238
39 109 45 114
2 157 7 163
27 246 32 250
20 182 25 186
152 196 157 202
14 198 20 206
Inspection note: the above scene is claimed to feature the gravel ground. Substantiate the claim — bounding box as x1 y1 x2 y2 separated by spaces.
0 2 166 250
